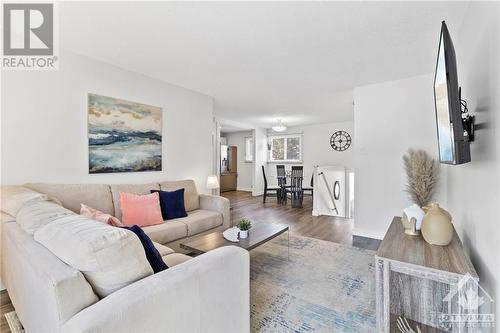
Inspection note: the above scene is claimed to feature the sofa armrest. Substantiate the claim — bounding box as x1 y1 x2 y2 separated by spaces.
62 246 250 333
199 194 231 228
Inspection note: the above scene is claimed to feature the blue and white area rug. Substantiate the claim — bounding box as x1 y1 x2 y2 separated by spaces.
250 235 376 332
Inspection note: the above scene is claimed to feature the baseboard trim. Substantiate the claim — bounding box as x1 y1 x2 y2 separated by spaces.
252 191 264 197
236 187 252 192
353 227 384 240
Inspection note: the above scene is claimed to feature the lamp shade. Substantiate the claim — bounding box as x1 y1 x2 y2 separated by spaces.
206 175 220 189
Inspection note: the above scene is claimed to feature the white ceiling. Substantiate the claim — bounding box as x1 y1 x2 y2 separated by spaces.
60 1 469 128
220 124 250 134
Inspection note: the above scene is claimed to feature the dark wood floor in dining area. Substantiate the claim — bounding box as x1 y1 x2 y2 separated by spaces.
222 190 380 251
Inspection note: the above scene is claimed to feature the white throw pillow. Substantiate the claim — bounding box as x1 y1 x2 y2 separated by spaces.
34 214 153 297
0 186 48 217
16 200 74 234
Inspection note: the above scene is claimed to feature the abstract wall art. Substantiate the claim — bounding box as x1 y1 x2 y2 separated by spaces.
88 93 162 173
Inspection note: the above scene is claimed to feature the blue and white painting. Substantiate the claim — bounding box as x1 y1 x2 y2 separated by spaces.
88 94 162 173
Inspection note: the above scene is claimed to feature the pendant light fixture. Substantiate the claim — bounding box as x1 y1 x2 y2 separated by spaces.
272 119 287 132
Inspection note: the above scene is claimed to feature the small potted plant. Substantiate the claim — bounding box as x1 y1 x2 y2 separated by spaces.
237 218 252 239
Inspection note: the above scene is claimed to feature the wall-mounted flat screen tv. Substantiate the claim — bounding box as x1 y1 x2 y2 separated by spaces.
433 21 470 164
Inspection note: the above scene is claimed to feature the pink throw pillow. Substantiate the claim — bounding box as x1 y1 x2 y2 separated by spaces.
80 204 123 227
119 192 164 227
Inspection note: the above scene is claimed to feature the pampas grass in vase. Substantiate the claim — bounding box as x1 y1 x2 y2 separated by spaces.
403 149 439 208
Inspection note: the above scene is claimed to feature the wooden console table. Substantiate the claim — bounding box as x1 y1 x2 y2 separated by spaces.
375 217 478 333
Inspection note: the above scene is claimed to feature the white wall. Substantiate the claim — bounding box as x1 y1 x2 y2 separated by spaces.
446 2 500 323
265 121 355 187
225 131 253 191
353 74 447 239
252 128 267 196
1 51 215 193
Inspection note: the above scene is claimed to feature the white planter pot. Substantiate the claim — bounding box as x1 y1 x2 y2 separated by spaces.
239 230 248 239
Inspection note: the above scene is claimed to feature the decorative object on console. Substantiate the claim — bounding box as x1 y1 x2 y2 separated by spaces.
80 203 122 226
119 192 164 227
223 227 240 243
88 93 162 174
400 204 425 236
402 149 439 207
421 203 453 246
151 189 187 220
330 130 352 151
237 218 252 239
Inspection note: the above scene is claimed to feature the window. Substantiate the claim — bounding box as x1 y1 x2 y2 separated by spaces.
268 134 302 162
245 136 253 162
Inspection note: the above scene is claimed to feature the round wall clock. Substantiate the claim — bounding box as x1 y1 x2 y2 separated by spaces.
330 131 351 151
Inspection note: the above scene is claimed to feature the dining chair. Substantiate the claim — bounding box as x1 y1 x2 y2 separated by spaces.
303 173 314 197
276 165 288 203
285 166 304 208
290 166 303 181
276 165 286 186
261 166 281 204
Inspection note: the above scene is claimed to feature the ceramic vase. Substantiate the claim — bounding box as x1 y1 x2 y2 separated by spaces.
421 203 453 246
239 230 248 239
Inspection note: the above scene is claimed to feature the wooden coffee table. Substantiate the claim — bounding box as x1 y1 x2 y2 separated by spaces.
180 221 289 256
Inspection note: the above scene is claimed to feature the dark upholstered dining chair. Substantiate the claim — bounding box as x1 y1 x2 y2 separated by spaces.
262 166 281 204
276 165 286 187
303 173 314 197
285 166 304 208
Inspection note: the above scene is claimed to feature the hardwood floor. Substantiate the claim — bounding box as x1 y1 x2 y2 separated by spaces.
0 191 379 333
223 190 380 250
0 290 14 333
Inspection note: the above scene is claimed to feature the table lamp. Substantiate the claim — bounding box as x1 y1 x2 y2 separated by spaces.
206 175 220 195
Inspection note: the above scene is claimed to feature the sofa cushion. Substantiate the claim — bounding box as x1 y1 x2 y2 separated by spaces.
152 242 175 256
178 209 223 236
110 183 160 220
1 186 49 217
159 180 199 212
34 214 153 298
3 222 99 328
25 183 114 215
17 201 75 234
119 192 163 227
122 225 168 273
162 253 191 267
142 220 188 245
80 204 122 227
0 212 15 223
152 189 188 220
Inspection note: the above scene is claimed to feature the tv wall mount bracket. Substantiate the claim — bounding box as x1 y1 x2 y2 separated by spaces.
459 87 475 142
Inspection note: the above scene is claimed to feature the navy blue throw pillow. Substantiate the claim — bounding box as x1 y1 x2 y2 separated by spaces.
151 189 188 220
122 225 168 273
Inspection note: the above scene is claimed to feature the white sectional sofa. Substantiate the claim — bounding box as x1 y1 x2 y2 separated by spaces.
24 180 232 252
0 180 250 332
